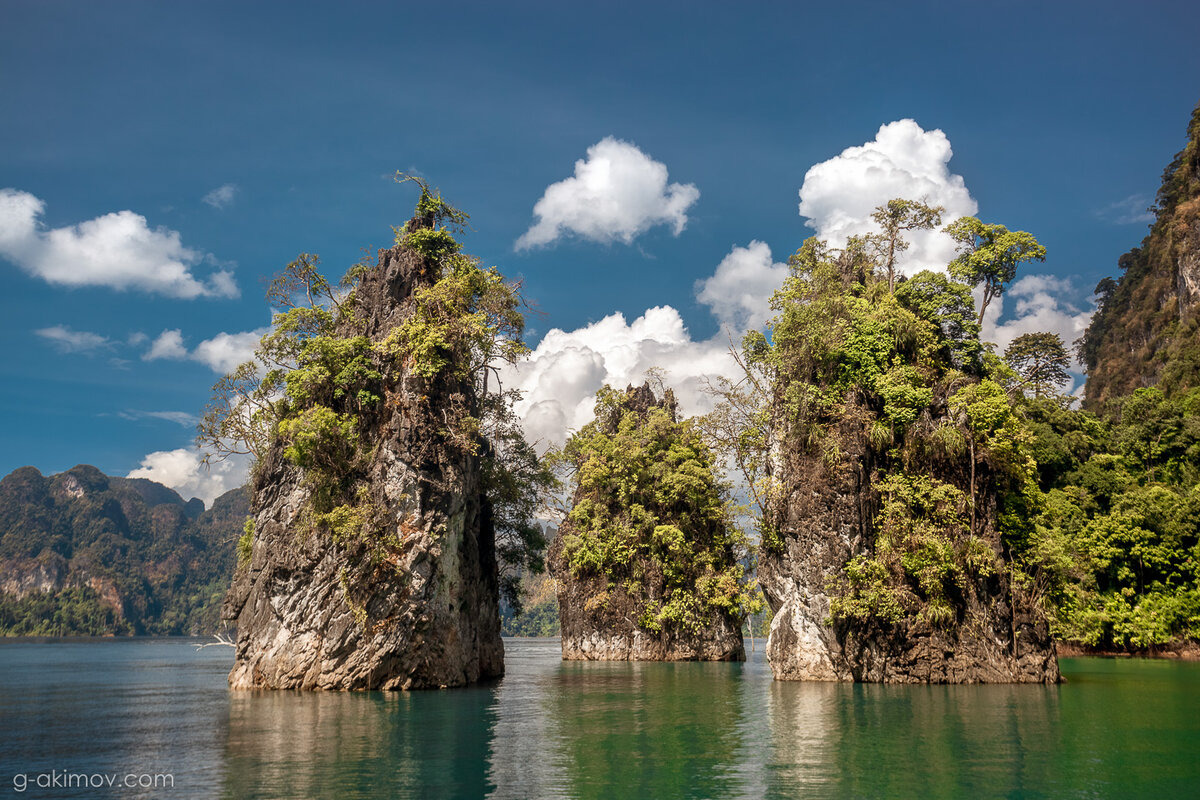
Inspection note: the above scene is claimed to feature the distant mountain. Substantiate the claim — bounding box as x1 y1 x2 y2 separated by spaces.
1079 102 1200 408
0 464 246 635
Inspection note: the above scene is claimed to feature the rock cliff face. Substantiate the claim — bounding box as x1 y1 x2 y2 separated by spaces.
549 383 747 662
759 421 1060 684
1080 101 1200 407
751 241 1060 684
223 222 503 690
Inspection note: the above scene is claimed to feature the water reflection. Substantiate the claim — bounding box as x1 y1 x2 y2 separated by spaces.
544 657 750 799
10 640 1188 798
214 643 1200 800
222 679 499 799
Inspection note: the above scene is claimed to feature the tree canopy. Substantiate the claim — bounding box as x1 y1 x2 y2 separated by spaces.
945 216 1046 325
1004 332 1071 398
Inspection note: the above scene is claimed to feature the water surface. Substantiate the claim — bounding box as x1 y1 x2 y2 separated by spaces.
1 638 1196 798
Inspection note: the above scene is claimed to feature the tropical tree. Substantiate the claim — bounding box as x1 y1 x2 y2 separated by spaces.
1004 332 1071 398
868 198 944 292
945 216 1046 325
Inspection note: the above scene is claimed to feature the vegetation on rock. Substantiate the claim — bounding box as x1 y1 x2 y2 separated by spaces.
1078 101 1200 407
551 382 759 642
0 465 245 636
723 225 1051 636
200 178 549 608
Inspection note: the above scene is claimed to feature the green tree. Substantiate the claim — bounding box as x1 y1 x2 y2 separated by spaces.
895 269 982 370
945 216 1046 325
868 198 944 292
1004 332 1072 398
553 383 760 635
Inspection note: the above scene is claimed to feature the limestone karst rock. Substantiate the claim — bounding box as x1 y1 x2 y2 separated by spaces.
745 240 1060 684
549 383 750 662
1079 101 1200 407
223 215 506 690
758 420 1061 684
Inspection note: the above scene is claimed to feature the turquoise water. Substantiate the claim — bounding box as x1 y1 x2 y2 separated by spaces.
1 638 1197 799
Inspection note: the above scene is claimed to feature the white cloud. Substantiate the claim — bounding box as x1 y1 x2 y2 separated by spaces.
798 119 978 274
143 329 189 361
500 306 735 449
0 188 238 299
1097 193 1154 226
515 137 699 249
982 274 1094 369
140 326 265 373
191 330 264 373
127 448 249 506
202 183 238 210
119 410 199 427
35 325 113 354
695 241 788 332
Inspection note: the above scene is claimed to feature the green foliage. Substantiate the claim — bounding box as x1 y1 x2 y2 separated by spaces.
197 181 550 606
945 216 1046 325
0 586 132 636
1004 332 1071 399
398 226 461 262
1016 386 1200 649
395 172 471 231
382 255 527 381
555 384 759 635
895 270 982 370
238 517 254 565
278 410 357 484
285 335 382 411
828 555 904 625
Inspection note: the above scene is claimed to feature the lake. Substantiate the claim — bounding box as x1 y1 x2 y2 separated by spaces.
1 638 1197 798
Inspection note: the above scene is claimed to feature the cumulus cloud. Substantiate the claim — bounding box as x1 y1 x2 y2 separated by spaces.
695 241 788 332
127 448 249 506
191 330 263 373
982 274 1094 367
202 183 238 210
140 327 264 373
0 188 238 299
143 329 189 361
34 325 113 354
500 306 735 449
515 137 699 249
798 119 978 274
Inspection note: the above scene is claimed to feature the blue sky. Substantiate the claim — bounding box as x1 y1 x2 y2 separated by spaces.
2 0 1198 502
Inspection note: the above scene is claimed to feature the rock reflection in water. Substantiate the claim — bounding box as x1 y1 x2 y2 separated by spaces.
543 657 750 799
222 683 498 799
765 679 1061 798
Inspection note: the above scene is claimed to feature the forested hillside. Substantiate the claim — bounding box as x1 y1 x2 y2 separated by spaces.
1079 102 1200 407
0 465 245 635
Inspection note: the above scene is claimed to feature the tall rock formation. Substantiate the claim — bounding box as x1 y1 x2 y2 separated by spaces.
1079 101 1200 407
758 419 1060 684
223 212 505 690
750 242 1059 683
549 383 751 662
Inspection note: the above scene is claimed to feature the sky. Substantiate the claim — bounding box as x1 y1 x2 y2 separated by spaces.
2 0 1198 504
